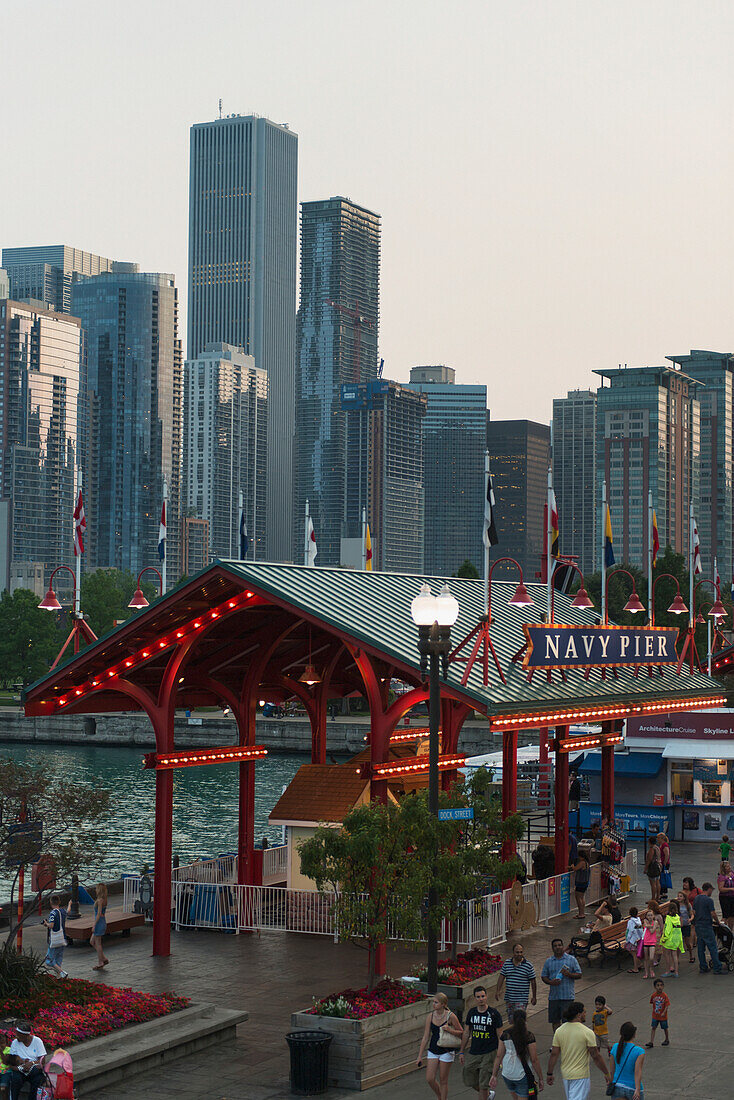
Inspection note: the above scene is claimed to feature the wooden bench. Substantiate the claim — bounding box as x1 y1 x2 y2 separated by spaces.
570 901 671 969
64 906 145 944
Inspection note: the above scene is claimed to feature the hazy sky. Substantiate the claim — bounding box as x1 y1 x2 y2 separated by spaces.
3 1 734 421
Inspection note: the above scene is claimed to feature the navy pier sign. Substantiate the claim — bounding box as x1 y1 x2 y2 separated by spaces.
522 623 679 670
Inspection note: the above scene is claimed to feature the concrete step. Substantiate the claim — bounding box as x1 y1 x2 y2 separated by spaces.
72 1001 248 1096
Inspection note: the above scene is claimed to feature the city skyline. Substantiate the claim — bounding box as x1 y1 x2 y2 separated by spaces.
3 2 734 422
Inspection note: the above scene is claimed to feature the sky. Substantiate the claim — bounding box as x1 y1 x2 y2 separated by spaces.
2 1 734 421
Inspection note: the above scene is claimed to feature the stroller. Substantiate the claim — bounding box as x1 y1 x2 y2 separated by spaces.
42 1048 75 1099
713 923 734 971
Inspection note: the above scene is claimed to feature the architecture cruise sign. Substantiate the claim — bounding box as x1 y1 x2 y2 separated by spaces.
522 623 680 670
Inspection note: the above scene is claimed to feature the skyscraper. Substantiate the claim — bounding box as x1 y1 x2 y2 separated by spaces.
666 350 734 582
71 272 183 580
188 114 297 561
295 197 380 565
552 389 597 574
486 419 550 577
1 246 137 313
0 270 9 300
183 343 267 560
0 299 82 594
595 365 701 568
406 365 487 577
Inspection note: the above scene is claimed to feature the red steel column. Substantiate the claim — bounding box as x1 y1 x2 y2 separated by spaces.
538 726 551 808
152 705 174 957
601 734 615 823
236 692 258 885
501 728 518 863
554 727 570 873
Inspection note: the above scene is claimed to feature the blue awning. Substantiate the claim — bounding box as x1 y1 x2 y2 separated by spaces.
578 751 663 776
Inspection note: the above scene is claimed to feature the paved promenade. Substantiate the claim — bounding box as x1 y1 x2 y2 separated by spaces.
23 841 726 1098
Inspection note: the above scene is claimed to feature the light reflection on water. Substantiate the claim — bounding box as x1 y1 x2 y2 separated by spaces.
0 742 309 889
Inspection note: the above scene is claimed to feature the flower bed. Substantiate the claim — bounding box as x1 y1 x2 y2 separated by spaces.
310 978 425 1020
0 978 189 1050
411 948 502 985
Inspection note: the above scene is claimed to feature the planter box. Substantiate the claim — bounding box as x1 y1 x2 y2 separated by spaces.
291 996 430 1091
414 969 501 1019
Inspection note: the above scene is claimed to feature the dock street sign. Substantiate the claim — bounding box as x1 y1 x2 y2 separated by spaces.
522 623 679 670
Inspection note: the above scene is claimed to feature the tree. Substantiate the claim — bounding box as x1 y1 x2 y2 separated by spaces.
298 779 523 988
0 589 62 689
81 569 158 637
455 560 480 579
0 756 111 956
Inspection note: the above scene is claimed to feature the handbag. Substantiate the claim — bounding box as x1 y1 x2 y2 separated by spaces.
605 1044 633 1096
436 1013 462 1050
518 1050 537 1099
661 868 673 890
49 910 67 949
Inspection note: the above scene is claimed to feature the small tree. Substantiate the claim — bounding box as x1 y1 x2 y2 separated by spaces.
0 757 111 957
81 569 157 637
456 559 480 579
0 589 62 689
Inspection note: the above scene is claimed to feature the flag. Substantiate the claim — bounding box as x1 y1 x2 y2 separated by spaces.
731 573 734 602
553 559 576 594
549 489 559 557
158 501 166 562
73 490 86 556
306 516 317 566
604 504 615 568
483 471 499 549
692 519 702 575
239 509 249 560
651 509 659 566
365 523 373 571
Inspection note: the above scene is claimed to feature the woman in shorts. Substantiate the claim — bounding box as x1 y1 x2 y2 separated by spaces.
608 1021 645 1099
489 1010 545 1099
416 992 463 1099
573 850 591 920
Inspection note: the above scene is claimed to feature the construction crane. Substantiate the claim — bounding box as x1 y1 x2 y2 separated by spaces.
326 300 372 383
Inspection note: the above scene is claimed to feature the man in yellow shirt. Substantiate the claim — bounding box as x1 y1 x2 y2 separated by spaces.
547 1002 611 1100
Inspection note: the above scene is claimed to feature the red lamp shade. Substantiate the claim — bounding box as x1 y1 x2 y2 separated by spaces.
128 586 149 610
38 587 62 612
667 593 688 615
571 585 594 610
709 598 727 620
508 581 534 608
695 611 705 625
623 589 645 614
299 662 321 686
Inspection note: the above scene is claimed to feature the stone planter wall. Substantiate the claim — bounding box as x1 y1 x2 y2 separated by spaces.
414 969 501 1019
291 996 430 1091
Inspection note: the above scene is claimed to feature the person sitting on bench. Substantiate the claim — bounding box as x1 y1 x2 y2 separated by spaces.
7 1020 46 1100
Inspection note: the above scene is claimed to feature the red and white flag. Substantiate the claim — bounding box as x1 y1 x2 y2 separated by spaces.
306 516 317 566
73 490 86 556
692 518 702 575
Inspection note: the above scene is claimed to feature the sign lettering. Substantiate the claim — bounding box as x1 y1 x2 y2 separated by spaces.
523 624 679 670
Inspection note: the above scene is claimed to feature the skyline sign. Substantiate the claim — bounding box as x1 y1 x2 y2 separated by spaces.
522 623 679 670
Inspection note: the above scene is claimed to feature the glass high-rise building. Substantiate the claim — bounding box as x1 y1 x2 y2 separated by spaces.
1 246 137 314
666 350 734 583
595 365 701 569
71 272 183 580
188 114 297 562
295 197 380 565
183 343 267 561
405 365 487 577
486 419 550 577
0 271 9 300
552 389 597 574
0 299 82 593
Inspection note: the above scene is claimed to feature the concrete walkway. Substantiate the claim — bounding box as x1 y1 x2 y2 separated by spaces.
23 841 726 1098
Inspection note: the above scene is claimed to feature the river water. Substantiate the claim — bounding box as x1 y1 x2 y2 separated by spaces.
0 742 310 889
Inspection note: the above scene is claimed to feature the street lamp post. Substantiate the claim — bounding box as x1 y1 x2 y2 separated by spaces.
411 582 459 996
38 564 97 667
128 567 164 610
603 568 646 623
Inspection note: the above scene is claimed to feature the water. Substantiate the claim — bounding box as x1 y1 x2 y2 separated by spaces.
0 742 309 889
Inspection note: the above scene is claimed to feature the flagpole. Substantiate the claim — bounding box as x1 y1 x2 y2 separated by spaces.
601 480 607 624
161 480 168 595
361 506 367 571
546 467 553 620
239 489 244 560
647 489 653 624
689 500 694 631
709 557 716 677
74 466 82 617
304 500 309 567
484 451 490 616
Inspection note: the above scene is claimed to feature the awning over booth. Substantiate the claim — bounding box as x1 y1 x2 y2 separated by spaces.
579 751 664 776
662 742 734 760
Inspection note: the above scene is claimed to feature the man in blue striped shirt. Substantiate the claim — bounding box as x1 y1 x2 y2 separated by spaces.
541 938 582 1035
495 942 537 1022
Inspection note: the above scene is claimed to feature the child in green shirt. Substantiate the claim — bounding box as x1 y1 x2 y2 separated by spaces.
720 835 731 862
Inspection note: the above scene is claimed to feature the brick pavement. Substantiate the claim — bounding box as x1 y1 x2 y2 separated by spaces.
22 841 727 1098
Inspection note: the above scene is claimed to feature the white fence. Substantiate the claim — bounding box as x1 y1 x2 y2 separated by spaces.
122 848 636 949
263 844 288 883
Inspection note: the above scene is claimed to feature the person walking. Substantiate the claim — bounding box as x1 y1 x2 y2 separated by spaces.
42 893 68 980
90 883 109 971
716 860 734 932
646 978 670 1048
692 881 724 974
496 944 537 1022
489 1009 545 1099
640 911 658 980
541 939 582 1038
608 1021 645 1100
417 993 464 1100
676 892 694 963
459 986 504 1100
644 838 662 902
657 833 671 899
547 1002 611 1099
660 900 684 977
572 851 591 921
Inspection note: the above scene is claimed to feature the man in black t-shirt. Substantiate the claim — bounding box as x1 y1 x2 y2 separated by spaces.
460 986 504 1100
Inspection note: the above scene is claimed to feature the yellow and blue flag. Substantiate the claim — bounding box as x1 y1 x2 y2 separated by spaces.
604 504 615 568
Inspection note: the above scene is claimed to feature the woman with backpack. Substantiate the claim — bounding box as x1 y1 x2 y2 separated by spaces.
608 1021 645 1099
490 1009 545 1098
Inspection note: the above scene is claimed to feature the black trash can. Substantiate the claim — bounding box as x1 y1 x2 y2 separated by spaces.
285 1029 333 1095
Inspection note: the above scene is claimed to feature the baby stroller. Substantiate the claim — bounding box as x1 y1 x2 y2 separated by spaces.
43 1048 75 1099
713 923 734 971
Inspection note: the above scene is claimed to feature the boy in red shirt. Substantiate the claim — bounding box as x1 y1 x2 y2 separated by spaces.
647 978 670 1048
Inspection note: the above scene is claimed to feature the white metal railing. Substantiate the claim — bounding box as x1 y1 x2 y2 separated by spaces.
263 845 288 882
